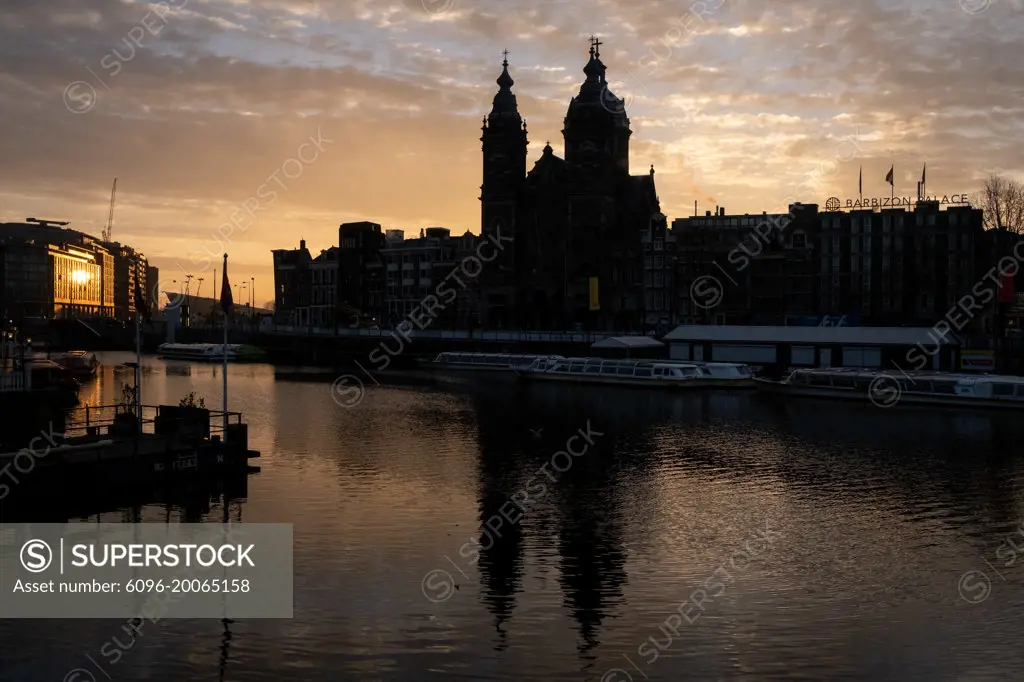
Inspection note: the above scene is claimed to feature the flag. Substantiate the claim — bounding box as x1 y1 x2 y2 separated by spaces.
858 166 862 196
885 165 894 186
134 277 151 327
998 273 1016 303
220 254 233 314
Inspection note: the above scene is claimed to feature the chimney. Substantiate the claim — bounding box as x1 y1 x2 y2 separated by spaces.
720 207 725 216
300 239 306 250
705 210 712 217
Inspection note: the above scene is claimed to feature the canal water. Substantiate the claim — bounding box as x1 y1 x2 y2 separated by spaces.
3 351 1024 681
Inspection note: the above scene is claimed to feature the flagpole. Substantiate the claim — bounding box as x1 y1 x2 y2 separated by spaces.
222 254 229 443
135 310 142 435
223 307 228 441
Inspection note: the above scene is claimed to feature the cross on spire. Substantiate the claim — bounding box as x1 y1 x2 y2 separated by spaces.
502 48 509 65
590 35 603 57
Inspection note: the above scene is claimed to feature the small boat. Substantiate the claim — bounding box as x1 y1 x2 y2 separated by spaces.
419 351 565 373
691 362 757 387
32 350 99 378
755 367 1024 409
158 343 266 363
513 356 754 389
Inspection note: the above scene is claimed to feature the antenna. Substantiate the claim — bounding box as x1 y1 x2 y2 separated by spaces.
102 178 117 242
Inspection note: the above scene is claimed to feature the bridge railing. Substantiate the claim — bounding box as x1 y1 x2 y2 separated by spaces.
260 325 657 344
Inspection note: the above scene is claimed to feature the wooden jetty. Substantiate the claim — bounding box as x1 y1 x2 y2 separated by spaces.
0 403 260 506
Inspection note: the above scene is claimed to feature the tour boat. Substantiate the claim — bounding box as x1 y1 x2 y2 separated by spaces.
420 351 566 373
754 367 1024 409
157 343 267 363
513 356 755 389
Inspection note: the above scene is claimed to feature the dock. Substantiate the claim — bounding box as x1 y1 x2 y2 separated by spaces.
0 404 260 506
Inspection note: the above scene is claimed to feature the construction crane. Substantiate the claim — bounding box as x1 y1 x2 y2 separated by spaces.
102 178 117 242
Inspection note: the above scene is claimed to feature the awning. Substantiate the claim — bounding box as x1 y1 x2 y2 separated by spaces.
590 336 664 350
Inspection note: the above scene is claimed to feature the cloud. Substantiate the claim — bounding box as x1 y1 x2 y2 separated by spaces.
0 0 1021 285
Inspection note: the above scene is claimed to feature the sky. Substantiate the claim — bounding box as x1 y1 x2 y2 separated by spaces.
1 0 1022 303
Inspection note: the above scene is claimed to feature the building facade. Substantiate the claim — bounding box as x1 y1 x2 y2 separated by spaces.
0 220 116 321
100 242 148 321
310 247 338 327
338 222 386 325
672 206 815 325
672 201 985 328
381 227 480 327
478 39 663 331
146 265 160 312
271 239 312 325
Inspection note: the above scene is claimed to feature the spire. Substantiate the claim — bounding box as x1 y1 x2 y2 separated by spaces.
583 36 606 83
488 48 520 122
497 48 513 89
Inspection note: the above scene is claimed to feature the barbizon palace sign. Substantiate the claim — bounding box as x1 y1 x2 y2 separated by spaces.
824 195 970 211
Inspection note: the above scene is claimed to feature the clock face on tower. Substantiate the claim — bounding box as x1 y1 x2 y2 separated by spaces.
488 151 508 163
580 141 598 153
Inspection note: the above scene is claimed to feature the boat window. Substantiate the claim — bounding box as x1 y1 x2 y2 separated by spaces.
569 362 585 373
653 367 665 378
618 364 635 376
830 375 855 388
583 363 600 374
930 380 958 395
1016 385 1024 399
635 366 653 378
809 374 832 387
993 383 1015 397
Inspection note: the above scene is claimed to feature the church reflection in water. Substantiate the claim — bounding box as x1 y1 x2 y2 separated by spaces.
471 384 633 657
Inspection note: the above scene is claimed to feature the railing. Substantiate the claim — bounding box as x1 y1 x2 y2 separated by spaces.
262 325 660 343
0 371 26 393
62 404 244 439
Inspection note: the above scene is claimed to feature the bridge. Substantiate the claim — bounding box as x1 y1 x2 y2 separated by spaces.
175 324 662 366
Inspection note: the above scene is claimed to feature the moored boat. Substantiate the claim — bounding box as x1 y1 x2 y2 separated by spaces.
755 367 1024 409
158 343 267 363
513 356 754 389
419 351 565 373
32 350 99 378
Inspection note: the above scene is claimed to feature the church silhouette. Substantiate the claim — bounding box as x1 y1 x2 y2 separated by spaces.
479 37 665 331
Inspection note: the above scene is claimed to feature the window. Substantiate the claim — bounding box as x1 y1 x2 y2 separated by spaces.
635 367 653 378
585 363 601 374
993 383 1015 397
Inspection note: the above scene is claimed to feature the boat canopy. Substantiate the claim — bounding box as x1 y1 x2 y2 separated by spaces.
590 336 664 350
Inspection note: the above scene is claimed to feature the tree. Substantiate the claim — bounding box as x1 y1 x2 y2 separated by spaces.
980 174 1024 233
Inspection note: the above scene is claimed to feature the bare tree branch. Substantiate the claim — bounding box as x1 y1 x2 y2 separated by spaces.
980 174 1024 233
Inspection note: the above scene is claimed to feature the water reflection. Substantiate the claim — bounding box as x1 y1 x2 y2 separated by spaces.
474 395 526 650
5 355 1024 681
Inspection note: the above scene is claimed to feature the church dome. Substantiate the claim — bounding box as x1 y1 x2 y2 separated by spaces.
565 39 628 127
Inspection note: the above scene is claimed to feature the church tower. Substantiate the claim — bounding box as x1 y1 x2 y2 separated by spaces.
563 37 631 174
480 51 527 327
481 51 527 214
